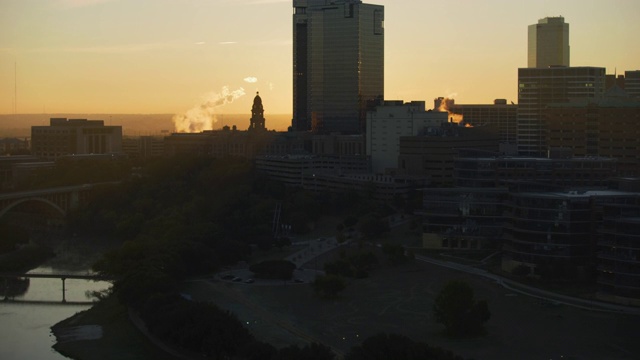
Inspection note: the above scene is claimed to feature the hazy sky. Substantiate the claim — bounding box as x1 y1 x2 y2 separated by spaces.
1 0 639 115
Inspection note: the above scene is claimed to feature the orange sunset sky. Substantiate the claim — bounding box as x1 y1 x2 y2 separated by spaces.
1 0 639 117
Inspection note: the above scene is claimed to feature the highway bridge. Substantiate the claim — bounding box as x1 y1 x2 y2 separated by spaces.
0 184 95 219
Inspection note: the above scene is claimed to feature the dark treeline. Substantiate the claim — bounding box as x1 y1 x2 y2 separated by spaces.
67 156 465 359
0 223 53 272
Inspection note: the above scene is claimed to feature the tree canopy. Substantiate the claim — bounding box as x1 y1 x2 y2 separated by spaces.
346 333 466 360
313 274 347 299
433 280 491 337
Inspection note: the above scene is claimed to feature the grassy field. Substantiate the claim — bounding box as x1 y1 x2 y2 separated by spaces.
184 244 640 360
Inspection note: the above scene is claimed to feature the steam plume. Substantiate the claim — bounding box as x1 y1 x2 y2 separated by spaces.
173 86 246 133
437 97 465 125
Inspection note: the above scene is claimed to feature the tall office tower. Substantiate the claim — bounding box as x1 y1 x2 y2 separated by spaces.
517 67 605 156
292 0 384 134
528 17 570 68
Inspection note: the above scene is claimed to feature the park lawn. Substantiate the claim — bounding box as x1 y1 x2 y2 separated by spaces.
52 296 176 360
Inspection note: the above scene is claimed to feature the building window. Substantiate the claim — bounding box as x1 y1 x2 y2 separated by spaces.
374 10 384 35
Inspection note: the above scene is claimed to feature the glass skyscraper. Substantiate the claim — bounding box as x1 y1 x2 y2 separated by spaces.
528 17 570 69
292 0 384 134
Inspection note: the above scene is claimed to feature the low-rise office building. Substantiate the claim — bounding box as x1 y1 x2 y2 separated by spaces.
545 86 640 176
420 187 507 250
454 151 616 191
122 136 165 159
366 101 447 174
501 190 637 280
31 118 122 160
444 98 518 145
597 195 640 306
0 138 30 155
254 154 413 201
255 154 370 187
0 155 51 191
164 126 304 159
398 124 500 187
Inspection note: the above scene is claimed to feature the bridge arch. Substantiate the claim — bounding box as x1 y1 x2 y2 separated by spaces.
0 197 66 219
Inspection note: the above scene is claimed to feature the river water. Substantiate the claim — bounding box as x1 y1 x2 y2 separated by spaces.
0 266 112 359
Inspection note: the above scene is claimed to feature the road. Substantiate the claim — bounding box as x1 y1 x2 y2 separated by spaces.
414 255 640 315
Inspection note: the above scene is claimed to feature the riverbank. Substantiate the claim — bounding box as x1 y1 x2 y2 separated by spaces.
52 296 176 360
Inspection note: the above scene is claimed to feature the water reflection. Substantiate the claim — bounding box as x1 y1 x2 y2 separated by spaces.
0 266 111 359
18 266 111 303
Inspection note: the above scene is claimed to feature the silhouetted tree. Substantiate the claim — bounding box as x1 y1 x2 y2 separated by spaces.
276 343 335 360
346 333 465 360
433 280 491 337
358 213 389 239
324 259 354 277
381 243 408 265
313 274 347 298
324 251 378 278
0 223 29 254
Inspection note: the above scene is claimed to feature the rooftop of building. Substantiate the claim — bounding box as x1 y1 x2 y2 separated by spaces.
0 138 28 144
537 16 566 24
518 66 605 72
458 155 617 162
0 155 40 164
547 85 640 108
515 189 640 199
45 118 108 127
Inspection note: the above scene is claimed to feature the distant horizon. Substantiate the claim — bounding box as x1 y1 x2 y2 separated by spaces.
2 0 639 114
0 112 295 116
0 113 294 136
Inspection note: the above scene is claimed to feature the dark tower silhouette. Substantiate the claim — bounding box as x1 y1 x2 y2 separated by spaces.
249 92 266 131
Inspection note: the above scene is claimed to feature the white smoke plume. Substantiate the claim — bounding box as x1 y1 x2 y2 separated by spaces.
244 77 258 83
437 97 465 125
173 86 246 133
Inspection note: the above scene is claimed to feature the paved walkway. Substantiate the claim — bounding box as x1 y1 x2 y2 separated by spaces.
286 236 344 268
214 237 347 286
415 254 640 315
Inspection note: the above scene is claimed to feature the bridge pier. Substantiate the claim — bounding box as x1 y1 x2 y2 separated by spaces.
61 278 66 303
